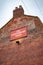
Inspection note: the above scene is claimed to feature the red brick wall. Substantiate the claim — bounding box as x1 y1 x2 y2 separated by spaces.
0 15 43 65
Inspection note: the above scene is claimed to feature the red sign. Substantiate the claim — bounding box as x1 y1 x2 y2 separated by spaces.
10 27 27 40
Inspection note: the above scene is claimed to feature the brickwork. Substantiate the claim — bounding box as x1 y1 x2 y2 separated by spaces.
0 33 43 65
0 6 43 65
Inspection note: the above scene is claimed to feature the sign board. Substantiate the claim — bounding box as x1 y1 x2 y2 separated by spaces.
10 26 27 40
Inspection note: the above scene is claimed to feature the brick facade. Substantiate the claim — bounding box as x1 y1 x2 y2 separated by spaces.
0 6 43 65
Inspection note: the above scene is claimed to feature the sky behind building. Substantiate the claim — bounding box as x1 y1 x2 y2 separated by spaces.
0 0 43 28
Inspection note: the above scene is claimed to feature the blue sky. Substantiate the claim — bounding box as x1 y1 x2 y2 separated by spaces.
0 0 43 28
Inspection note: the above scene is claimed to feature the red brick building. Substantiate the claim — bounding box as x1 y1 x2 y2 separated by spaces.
0 5 43 65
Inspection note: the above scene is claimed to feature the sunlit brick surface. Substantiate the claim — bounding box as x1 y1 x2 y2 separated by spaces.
0 33 43 65
0 6 43 65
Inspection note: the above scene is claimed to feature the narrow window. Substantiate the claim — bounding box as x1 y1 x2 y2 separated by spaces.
16 41 20 45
